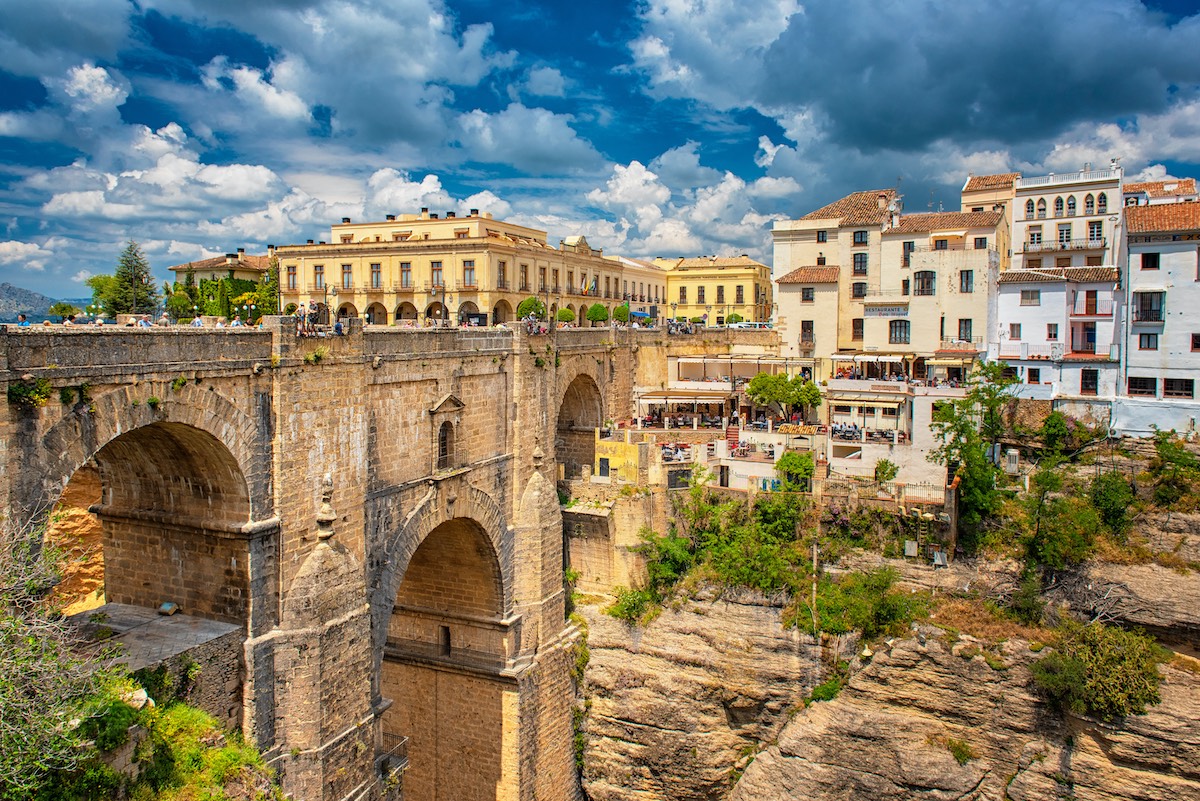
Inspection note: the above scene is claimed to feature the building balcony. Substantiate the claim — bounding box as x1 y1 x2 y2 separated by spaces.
362 283 387 294
393 281 415 292
996 342 1058 361
1023 238 1106 253
1132 308 1165 323
1069 297 1114 317
938 337 984 351
376 733 409 781
496 280 509 290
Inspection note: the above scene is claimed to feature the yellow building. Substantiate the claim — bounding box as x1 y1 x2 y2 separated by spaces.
653 255 773 325
277 209 664 325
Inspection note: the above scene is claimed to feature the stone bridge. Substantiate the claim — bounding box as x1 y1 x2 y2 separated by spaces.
0 319 773 801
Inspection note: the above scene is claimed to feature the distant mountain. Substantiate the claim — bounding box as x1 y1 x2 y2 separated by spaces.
0 282 81 322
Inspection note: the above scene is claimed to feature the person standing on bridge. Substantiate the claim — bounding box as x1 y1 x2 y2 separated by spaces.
16 314 29 327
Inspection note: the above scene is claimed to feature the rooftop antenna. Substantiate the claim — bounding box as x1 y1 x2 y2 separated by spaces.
928 189 934 212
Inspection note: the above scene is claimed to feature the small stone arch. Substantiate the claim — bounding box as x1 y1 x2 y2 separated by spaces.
555 364 606 478
365 302 388 324
395 301 419 322
492 299 513 324
336 302 359 319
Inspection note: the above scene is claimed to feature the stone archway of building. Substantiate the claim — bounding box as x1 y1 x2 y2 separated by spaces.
556 372 604 478
337 302 359 319
396 301 419 323
492 299 513 324
380 516 509 801
424 301 446 323
365 302 388 325
456 300 480 325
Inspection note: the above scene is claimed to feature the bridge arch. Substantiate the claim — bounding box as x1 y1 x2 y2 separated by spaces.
373 482 514 801
555 363 605 478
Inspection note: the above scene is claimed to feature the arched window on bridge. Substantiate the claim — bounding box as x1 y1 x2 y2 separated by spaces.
437 421 454 471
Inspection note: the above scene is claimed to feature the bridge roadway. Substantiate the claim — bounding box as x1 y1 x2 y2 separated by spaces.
0 319 775 801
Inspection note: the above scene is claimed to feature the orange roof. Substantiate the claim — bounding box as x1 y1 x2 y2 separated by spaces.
1123 178 1197 198
800 189 898 226
168 253 271 274
998 267 1118 284
1125 202 1200 233
962 172 1021 192
777 266 840 284
1063 267 1119 283
888 210 1002 234
672 255 767 270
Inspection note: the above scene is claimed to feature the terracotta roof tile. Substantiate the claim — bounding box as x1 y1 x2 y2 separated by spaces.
777 266 840 284
962 172 1021 192
1125 202 1200 233
1063 267 1119 283
167 254 271 273
1123 178 1197 198
673 255 767 269
997 269 1066 284
888 210 1002 234
800 189 898 226
998 267 1118 284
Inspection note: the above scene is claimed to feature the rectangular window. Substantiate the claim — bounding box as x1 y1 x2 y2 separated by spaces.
1141 252 1160 270
1029 226 1042 245
853 252 868 275
400 262 412 288
974 236 988 250
833 405 852 414
1047 323 1058 341
1165 379 1195 399
567 271 573 292
817 230 827 243
463 260 476 287
801 287 815 302
1128 376 1157 397
1086 255 1102 266
1020 289 1041 306
286 265 297 290
913 271 935 296
1028 368 1041 384
934 239 948 250
342 264 352 289
1139 332 1159 350
716 285 725 303
1088 221 1103 242
1010 323 1022 340
1081 369 1099 395
852 282 867 298
679 286 687 303
1192 333 1200 351
498 261 507 289
552 268 559 292
736 285 744 304
901 278 910 296
958 319 973 341
370 263 381 288
902 240 915 267
1058 223 1072 244
853 230 868 245
521 264 529 291
1135 291 1165 322
960 270 974 293
540 267 547 291
800 320 814 343
697 286 706 303
431 261 443 287
1056 256 1071 268
314 264 324 289
1027 258 1042 268
852 318 864 340
340 235 352 244
889 319 910 344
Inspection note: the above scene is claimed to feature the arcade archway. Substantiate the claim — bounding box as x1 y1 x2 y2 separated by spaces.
557 373 604 478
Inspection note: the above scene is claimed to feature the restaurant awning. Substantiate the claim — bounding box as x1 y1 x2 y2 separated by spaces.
637 389 735 406
830 354 858 362
926 356 975 365
825 391 907 407
854 354 906 363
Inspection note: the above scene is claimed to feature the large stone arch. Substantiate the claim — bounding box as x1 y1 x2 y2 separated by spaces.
19 381 270 526
555 361 606 479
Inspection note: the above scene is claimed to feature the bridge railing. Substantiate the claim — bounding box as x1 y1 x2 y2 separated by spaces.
377 733 409 780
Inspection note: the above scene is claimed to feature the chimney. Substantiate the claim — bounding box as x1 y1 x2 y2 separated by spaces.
446 211 456 218
237 247 245 257
225 253 235 265
341 217 351 224
430 213 439 219
469 208 479 216
420 207 429 219
267 245 275 257
319 241 326 245
307 239 314 245
386 214 396 221
877 193 887 210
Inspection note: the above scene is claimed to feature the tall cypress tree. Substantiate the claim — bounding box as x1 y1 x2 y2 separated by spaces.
111 240 159 315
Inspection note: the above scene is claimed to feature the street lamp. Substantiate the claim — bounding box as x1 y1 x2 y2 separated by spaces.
670 302 677 320
428 284 449 327
705 305 712 327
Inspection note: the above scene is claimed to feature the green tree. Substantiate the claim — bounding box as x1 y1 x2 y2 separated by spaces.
256 258 280 315
746 373 822 420
586 304 610 324
1040 410 1070 453
1148 428 1198 510
47 302 80 322
612 304 630 323
517 296 545 319
1030 621 1167 722
165 291 193 320
556 307 576 323
726 312 743 324
1090 471 1134 538
775 450 815 490
99 240 160 316
874 459 899 483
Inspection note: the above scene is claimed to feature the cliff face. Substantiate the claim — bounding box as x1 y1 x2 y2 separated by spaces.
731 634 1200 801
579 591 850 801
581 597 1200 801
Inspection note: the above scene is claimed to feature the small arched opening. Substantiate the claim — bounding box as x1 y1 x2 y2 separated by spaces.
396 302 419 323
365 302 388 325
437 421 455 471
492 299 513 324
557 373 604 478
337 302 359 319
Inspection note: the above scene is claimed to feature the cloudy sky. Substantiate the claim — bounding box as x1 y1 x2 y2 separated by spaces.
2 0 1200 298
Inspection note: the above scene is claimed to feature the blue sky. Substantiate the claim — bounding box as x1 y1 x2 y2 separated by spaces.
2 0 1200 298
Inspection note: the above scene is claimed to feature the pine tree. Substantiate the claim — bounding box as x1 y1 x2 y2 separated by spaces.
110 240 159 315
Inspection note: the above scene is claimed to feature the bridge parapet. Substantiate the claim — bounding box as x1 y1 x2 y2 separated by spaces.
1 327 274 374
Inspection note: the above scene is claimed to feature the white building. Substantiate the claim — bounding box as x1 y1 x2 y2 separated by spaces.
1123 177 1198 207
1116 202 1200 434
1012 165 1124 274
990 268 1121 414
